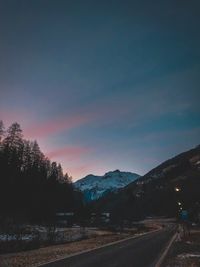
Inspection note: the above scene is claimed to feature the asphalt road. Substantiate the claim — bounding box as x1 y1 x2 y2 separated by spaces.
39 226 175 267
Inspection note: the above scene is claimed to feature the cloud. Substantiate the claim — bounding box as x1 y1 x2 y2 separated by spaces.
24 114 92 139
46 146 89 160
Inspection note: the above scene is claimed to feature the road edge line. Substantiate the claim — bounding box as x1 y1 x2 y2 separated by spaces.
155 232 177 267
37 228 161 267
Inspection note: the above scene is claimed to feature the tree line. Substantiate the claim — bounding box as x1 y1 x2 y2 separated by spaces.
0 120 83 223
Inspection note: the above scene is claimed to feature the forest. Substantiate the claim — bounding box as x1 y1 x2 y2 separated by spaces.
0 120 83 224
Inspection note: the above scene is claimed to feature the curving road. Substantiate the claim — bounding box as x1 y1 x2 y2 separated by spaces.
38 226 175 267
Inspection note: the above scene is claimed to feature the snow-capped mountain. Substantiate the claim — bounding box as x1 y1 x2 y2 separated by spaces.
74 170 140 202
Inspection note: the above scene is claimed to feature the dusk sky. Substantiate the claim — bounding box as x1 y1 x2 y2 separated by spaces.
0 0 200 180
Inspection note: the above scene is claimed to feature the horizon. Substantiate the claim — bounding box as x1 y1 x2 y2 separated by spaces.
62 142 200 181
0 0 200 180
1 119 199 181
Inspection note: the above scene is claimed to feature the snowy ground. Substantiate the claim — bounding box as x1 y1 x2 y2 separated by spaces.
0 234 33 241
0 226 90 243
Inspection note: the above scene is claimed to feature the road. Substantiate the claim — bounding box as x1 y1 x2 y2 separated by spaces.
39 226 175 267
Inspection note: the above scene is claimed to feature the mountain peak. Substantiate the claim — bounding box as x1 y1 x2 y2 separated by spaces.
74 170 140 202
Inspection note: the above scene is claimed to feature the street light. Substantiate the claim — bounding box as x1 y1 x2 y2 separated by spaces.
178 202 182 206
175 187 181 192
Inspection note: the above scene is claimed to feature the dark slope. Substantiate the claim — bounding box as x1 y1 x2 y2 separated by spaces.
90 145 200 221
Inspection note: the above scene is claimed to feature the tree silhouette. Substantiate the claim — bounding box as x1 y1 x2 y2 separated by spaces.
0 120 83 223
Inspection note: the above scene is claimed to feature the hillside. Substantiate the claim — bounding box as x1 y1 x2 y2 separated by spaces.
90 145 200 221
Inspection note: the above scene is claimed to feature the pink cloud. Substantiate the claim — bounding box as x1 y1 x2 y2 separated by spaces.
0 108 95 139
46 146 89 160
1 99 133 141
24 114 92 139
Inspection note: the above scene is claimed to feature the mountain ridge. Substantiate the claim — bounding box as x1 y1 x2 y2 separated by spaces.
74 170 140 202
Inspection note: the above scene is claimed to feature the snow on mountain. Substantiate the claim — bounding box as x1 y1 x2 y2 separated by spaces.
74 170 140 202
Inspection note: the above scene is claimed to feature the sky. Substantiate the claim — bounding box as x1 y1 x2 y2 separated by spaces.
0 0 200 180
